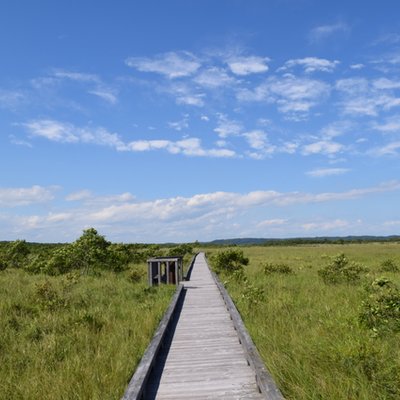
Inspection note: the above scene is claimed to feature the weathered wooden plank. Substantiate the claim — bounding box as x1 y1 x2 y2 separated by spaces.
211 266 285 400
144 253 266 399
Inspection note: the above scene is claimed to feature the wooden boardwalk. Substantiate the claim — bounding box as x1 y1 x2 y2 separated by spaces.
144 252 265 399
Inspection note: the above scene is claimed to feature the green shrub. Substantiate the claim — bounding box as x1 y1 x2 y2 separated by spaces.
242 282 264 307
318 253 367 284
263 262 293 274
380 259 399 273
359 277 400 334
6 240 30 268
128 265 145 283
167 243 193 258
0 255 7 271
35 280 64 310
213 248 249 273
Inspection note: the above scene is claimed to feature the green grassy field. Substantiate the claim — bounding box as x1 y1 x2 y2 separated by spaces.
208 243 400 400
0 267 174 400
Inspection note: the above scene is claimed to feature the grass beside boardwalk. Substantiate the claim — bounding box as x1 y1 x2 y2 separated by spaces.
0 267 175 400
208 243 400 400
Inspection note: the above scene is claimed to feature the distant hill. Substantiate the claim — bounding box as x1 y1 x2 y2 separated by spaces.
202 235 400 246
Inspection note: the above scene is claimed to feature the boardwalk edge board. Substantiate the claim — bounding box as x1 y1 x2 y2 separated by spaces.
208 265 285 399
121 254 197 400
121 283 184 400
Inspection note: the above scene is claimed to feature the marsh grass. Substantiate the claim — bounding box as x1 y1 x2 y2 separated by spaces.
0 266 174 400
210 243 400 399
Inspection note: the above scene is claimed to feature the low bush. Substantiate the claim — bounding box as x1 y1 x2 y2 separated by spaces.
242 282 264 307
263 262 293 274
359 277 400 334
380 259 399 273
212 248 249 273
127 265 145 283
318 253 367 284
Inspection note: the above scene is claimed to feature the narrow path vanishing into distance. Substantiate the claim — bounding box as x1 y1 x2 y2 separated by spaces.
144 252 266 399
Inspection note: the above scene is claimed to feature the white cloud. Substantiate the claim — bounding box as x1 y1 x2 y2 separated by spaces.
227 56 269 76
281 57 340 73
24 120 80 143
301 219 349 232
372 116 400 133
43 69 119 104
9 135 33 147
125 51 201 79
53 70 99 83
373 78 400 90
168 82 205 106
372 33 400 46
336 78 400 116
243 130 276 158
194 67 235 88
302 140 344 155
306 167 350 177
65 190 93 201
24 119 126 149
256 219 288 229
320 121 353 138
126 137 236 158
237 75 331 117
214 114 242 138
0 89 25 109
23 119 235 158
243 130 268 150
370 141 400 156
88 89 118 104
309 22 349 43
0 185 57 207
350 63 365 70
168 116 189 131
384 220 400 227
2 181 399 242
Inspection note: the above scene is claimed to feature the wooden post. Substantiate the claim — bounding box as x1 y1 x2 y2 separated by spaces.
166 261 170 284
157 262 161 285
148 262 152 286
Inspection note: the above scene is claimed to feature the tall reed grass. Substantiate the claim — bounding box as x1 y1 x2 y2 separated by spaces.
0 267 174 399
209 243 400 399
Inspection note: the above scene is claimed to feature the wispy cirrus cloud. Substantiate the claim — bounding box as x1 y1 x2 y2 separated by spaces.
306 167 350 177
193 67 236 88
301 219 350 232
372 116 400 133
166 82 205 106
336 77 400 116
22 119 235 158
309 22 350 43
0 89 25 109
280 57 340 73
369 141 400 156
125 51 201 79
237 74 331 118
33 69 119 104
168 116 189 131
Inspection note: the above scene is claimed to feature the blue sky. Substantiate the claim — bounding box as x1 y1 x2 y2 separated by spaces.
1 0 400 242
